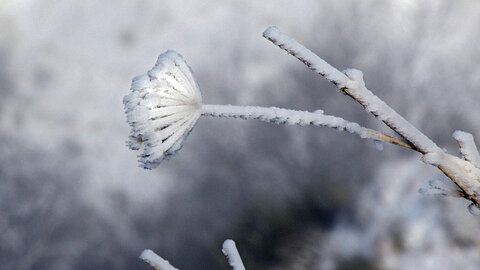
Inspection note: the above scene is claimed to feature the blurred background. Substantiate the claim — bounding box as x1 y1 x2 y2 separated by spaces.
1 0 480 269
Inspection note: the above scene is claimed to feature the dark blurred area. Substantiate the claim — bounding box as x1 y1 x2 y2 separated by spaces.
1 1 480 269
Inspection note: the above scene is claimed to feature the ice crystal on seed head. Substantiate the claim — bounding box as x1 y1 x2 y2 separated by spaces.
123 50 202 169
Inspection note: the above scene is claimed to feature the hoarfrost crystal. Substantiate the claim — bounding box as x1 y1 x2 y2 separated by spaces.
123 50 202 169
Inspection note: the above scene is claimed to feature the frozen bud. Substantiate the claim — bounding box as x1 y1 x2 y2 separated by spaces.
123 50 202 169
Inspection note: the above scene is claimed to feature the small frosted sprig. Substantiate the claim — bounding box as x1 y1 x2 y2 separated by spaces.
124 51 410 169
140 239 246 270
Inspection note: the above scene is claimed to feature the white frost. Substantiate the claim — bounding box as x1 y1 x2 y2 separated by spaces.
123 50 202 169
422 151 480 198
453 130 480 168
139 249 178 270
264 27 442 154
202 104 380 140
222 239 246 270
263 26 349 88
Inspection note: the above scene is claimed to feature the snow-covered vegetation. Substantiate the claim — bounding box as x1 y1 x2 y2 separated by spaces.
3 1 480 269
132 25 480 269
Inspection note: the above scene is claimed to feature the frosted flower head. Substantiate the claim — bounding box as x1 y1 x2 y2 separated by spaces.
123 50 202 169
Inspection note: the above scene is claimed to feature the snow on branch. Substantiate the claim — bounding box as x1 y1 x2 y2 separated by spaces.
453 130 480 168
202 104 412 149
262 26 480 212
262 26 349 88
262 26 440 154
140 240 246 270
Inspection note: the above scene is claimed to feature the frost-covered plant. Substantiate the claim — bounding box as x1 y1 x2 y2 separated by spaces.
140 239 245 270
125 25 480 268
124 26 480 215
124 50 409 169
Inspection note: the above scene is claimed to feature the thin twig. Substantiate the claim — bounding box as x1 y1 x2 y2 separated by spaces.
202 104 413 150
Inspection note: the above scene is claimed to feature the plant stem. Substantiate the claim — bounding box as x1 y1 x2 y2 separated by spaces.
202 104 413 149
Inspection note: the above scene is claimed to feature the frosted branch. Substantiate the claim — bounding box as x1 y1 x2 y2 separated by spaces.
202 104 412 149
422 152 480 198
263 26 440 154
124 30 480 211
263 26 480 210
262 27 349 88
139 250 178 270
140 240 246 270
222 240 246 270
453 130 480 168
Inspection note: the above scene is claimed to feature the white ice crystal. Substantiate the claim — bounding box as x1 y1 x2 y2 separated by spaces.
123 50 202 169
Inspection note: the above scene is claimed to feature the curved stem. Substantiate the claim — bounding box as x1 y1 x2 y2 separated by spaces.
202 104 413 149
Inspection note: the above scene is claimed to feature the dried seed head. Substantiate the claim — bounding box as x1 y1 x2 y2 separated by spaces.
123 50 202 169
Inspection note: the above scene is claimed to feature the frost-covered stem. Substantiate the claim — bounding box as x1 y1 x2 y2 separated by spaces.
453 130 480 168
222 240 246 270
263 26 480 208
262 26 440 154
202 104 413 149
140 240 246 270
140 250 178 270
